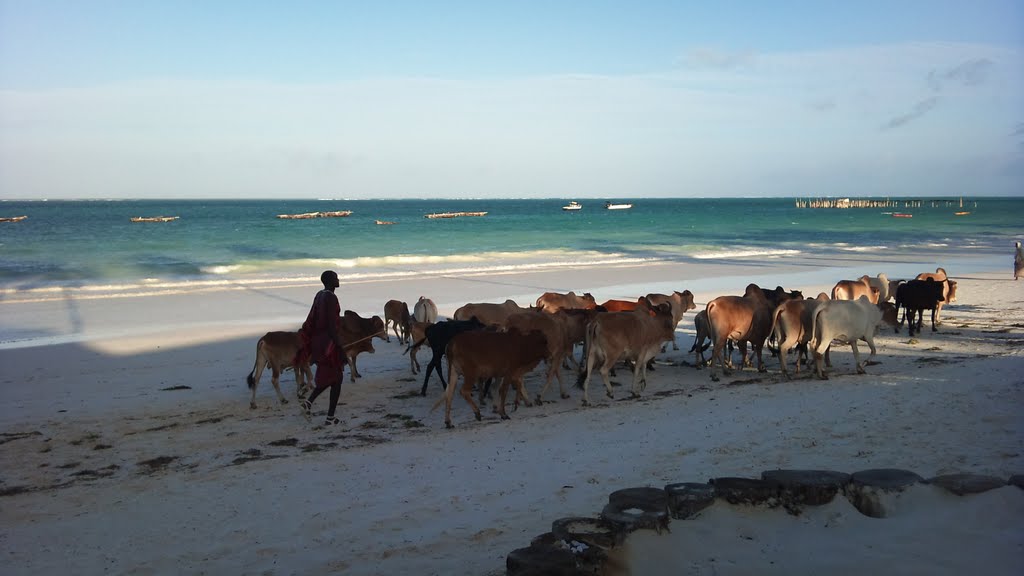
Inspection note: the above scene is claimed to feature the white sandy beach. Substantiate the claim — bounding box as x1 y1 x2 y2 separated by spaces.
1 253 1022 575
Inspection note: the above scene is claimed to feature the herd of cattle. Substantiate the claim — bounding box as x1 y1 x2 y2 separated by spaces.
246 268 958 428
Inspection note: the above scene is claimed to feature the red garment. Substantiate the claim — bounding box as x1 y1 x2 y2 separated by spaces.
297 289 346 388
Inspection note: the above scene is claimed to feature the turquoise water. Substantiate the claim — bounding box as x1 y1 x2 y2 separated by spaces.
0 197 1019 290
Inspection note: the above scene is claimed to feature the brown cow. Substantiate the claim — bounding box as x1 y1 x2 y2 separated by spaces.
577 300 675 405
831 277 880 304
645 290 697 350
383 299 411 344
770 293 830 379
557 307 606 369
535 291 597 313
435 328 548 428
914 268 958 324
339 310 387 382
246 331 313 409
705 284 774 382
505 310 573 403
403 320 433 374
453 299 527 327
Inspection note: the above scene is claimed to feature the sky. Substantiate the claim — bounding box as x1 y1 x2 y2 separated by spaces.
0 1 1022 200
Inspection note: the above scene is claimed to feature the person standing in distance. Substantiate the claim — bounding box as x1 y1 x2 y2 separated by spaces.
1015 241 1023 281
299 270 348 426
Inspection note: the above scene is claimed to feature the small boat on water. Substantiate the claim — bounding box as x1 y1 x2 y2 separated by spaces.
562 201 582 211
375 220 396 225
424 211 488 219
0 215 28 223
277 211 352 219
892 213 913 218
954 211 970 216
131 216 179 223
605 202 633 210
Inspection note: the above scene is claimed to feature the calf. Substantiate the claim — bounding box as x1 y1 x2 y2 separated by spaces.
413 296 438 323
339 310 388 382
415 317 487 396
576 300 675 406
705 284 774 382
810 296 899 379
895 279 946 336
436 328 548 428
246 331 313 409
505 310 572 403
770 293 830 379
403 320 433 374
383 299 411 344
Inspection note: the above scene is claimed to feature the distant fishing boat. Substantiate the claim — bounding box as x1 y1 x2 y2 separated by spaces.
892 213 913 218
605 202 633 210
954 211 970 216
424 211 488 219
562 201 582 211
130 216 179 222
276 211 352 219
0 215 28 223
375 220 396 225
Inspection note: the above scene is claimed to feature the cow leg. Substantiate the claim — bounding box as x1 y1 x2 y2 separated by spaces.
297 363 313 399
930 308 938 332
778 331 797 380
459 378 482 423
348 356 360 382
421 349 448 396
851 341 865 374
709 336 728 382
599 359 616 400
270 364 288 406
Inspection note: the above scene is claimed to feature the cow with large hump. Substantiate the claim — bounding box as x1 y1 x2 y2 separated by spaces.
645 290 697 351
831 277 880 304
246 331 314 409
598 297 648 313
413 296 438 324
434 328 548 428
895 278 946 336
860 273 892 302
504 310 573 404
914 267 957 324
535 291 597 314
453 299 527 328
414 317 487 396
557 306 607 369
810 296 899 380
705 283 775 382
770 293 830 379
383 299 411 344
338 310 388 382
576 299 675 406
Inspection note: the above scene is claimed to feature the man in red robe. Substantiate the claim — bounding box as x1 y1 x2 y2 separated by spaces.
298 270 348 426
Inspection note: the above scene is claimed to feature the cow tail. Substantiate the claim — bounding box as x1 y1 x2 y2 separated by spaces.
576 321 597 389
246 337 264 389
769 304 785 346
809 305 826 352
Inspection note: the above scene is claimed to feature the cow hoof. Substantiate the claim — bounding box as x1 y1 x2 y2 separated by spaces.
281 398 289 405
816 374 829 380
501 414 510 421
758 366 767 373
249 402 257 410
560 393 570 399
710 374 720 382
445 422 454 429
522 400 533 408
630 392 640 399
581 400 590 407
606 392 614 399
856 367 866 374
474 412 482 421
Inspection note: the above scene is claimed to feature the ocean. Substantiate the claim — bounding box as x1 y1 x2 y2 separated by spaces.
0 197 1019 293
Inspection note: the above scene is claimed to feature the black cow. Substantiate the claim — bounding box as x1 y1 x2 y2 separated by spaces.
895 279 946 336
412 317 486 396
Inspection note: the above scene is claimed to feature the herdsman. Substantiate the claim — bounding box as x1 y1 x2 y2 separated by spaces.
299 270 348 426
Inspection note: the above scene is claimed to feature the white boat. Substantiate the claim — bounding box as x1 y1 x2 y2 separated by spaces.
605 202 633 210
562 201 582 211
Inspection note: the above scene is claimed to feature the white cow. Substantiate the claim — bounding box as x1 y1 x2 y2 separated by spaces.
810 296 898 380
413 296 438 324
